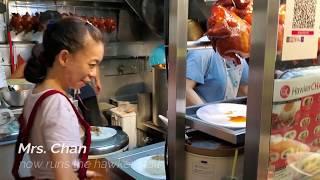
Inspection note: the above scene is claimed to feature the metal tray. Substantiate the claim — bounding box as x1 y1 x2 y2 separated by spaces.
185 97 247 145
0 119 19 145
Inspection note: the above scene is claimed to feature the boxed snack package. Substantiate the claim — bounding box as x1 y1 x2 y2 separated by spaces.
269 66 320 179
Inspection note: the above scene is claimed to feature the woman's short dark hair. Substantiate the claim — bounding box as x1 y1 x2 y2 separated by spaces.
24 17 104 84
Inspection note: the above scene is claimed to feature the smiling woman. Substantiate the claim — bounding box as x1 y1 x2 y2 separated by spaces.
24 17 104 87
12 17 104 180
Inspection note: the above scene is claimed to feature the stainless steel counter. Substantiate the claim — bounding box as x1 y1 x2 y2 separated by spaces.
137 97 247 145
186 97 247 145
0 99 78 146
105 142 165 179
6 99 78 116
0 119 18 146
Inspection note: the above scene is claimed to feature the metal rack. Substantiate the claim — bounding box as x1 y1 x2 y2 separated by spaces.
104 41 160 58
5 0 125 43
8 1 124 12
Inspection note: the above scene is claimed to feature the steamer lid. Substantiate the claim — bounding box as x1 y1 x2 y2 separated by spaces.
89 129 129 156
185 131 244 157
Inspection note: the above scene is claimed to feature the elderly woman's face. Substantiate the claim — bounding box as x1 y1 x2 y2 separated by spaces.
64 33 104 89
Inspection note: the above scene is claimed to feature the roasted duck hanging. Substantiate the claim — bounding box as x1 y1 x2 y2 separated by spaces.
207 5 251 64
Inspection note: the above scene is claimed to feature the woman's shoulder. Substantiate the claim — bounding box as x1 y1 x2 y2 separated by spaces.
23 90 75 126
26 90 72 110
39 92 78 125
41 92 72 109
28 89 66 100
188 48 214 55
187 48 216 63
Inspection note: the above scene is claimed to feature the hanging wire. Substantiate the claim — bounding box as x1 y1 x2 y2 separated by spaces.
25 0 30 15
54 0 57 11
73 6 76 15
14 0 18 14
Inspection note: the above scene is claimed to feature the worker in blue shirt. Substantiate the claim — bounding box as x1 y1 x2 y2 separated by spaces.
186 38 249 106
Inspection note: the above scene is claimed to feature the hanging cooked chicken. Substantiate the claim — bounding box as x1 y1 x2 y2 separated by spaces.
9 11 117 34
216 0 253 24
277 4 286 54
104 18 117 33
227 2 252 18
207 5 251 64
31 12 40 32
87 16 116 33
9 13 23 34
9 12 40 34
21 12 33 33
64 14 116 33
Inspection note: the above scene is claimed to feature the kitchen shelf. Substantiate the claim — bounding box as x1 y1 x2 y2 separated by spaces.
9 0 125 4
186 40 212 50
142 121 166 135
104 40 217 59
185 96 247 145
8 0 126 12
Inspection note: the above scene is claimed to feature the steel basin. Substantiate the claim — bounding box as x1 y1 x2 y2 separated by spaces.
1 83 34 107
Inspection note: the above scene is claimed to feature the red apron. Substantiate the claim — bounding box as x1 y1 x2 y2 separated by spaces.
11 90 91 180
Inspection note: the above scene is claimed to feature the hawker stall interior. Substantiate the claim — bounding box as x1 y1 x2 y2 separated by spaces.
1 0 320 179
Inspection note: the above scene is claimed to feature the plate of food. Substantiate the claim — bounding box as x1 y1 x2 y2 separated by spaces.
131 154 166 179
196 103 247 129
90 126 117 141
271 100 301 129
287 152 320 179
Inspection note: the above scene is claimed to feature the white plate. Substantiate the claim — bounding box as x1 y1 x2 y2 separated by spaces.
131 155 166 180
196 103 247 129
287 152 320 178
90 127 117 141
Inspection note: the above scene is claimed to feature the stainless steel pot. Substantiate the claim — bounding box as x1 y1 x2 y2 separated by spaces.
1 83 34 107
152 68 168 127
185 131 244 180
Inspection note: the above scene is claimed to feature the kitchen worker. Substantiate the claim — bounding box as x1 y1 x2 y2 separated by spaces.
12 17 104 179
69 76 104 126
10 10 104 126
186 36 249 106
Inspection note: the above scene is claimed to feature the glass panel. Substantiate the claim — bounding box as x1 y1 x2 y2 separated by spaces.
268 0 320 179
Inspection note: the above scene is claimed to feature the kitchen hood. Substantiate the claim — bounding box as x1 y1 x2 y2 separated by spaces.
123 0 217 37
